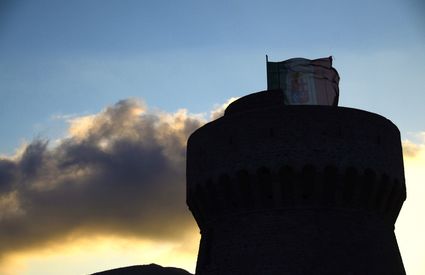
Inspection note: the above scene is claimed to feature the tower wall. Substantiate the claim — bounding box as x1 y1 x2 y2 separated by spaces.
186 90 406 274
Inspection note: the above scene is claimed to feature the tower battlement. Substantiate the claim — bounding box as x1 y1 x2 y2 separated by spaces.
186 90 406 274
188 165 405 228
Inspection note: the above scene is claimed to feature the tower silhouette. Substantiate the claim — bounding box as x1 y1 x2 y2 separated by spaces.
186 90 406 274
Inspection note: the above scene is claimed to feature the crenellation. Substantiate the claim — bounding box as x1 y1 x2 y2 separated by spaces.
189 166 405 228
377 176 391 213
342 167 358 206
278 165 295 205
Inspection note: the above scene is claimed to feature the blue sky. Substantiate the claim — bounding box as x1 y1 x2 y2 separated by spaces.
1 0 424 154
0 1 425 274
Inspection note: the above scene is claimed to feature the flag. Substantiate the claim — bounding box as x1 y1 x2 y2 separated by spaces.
266 56 340 106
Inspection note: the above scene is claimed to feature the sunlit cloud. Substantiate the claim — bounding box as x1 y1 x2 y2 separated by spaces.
0 98 216 271
0 97 236 274
402 132 425 159
68 114 97 139
0 141 30 161
209 97 238 120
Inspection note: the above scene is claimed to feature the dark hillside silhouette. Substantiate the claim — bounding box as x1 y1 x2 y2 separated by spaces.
92 264 192 275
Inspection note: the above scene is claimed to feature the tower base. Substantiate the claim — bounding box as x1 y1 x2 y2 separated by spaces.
196 209 405 275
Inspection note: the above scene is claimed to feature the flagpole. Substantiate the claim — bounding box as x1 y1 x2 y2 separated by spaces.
266 55 269 90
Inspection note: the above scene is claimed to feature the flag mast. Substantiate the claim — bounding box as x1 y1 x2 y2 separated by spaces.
266 55 269 90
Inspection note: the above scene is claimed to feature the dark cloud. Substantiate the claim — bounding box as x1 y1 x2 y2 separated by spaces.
0 99 208 259
0 159 16 192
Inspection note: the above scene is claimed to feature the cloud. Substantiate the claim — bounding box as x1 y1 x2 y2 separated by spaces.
0 98 212 260
402 140 421 158
209 97 238 120
402 132 425 159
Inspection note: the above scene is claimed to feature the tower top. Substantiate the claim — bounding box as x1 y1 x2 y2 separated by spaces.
189 91 404 187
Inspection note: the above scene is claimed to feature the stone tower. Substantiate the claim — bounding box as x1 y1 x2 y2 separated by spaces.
186 90 406 274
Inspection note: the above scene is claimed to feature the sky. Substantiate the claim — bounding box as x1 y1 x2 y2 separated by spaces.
0 0 424 274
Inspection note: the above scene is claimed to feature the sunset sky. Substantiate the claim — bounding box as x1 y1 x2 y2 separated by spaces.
0 0 424 274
